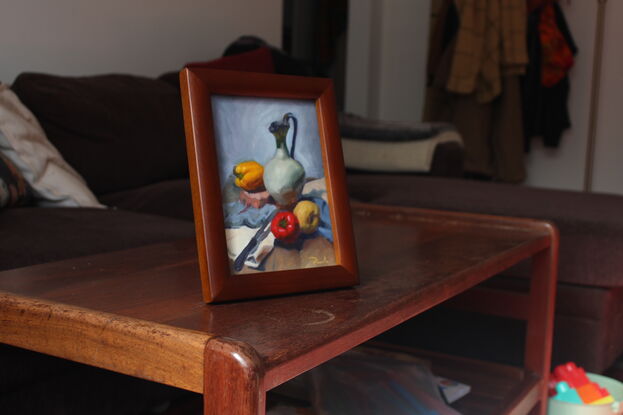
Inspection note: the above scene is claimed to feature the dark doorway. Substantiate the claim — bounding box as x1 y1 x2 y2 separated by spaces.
282 0 348 110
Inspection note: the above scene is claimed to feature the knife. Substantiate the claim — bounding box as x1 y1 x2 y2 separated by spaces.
233 210 277 272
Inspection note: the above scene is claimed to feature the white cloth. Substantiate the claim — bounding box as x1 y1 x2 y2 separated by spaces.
0 83 102 207
226 226 276 269
226 178 327 269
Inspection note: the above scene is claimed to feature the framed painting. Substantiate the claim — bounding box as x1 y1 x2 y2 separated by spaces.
180 67 358 303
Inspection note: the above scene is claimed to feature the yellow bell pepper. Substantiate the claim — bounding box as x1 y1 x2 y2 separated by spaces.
233 160 264 191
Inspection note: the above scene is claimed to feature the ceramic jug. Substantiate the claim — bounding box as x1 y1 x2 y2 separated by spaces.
263 113 305 207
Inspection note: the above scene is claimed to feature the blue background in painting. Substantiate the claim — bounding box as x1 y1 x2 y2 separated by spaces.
211 95 325 189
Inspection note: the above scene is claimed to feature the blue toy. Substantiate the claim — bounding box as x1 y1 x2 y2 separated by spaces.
553 381 583 404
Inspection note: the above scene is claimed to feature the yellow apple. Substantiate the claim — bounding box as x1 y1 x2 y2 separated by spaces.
293 200 320 234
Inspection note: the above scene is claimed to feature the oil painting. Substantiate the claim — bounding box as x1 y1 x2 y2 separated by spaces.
211 95 336 274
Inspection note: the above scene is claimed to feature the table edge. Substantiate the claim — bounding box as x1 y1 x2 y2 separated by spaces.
0 291 217 393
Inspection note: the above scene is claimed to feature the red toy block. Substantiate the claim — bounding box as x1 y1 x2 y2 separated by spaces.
553 362 590 389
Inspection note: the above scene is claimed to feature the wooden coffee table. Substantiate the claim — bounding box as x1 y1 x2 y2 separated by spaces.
0 203 557 414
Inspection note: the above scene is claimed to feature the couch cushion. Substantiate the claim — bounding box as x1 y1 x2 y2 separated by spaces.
187 46 275 72
0 207 194 271
222 36 317 77
347 174 623 287
99 179 193 222
378 283 623 373
482 276 623 371
10 73 188 196
553 286 623 372
158 47 276 89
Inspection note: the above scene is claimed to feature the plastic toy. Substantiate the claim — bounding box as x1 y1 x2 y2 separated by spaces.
553 362 590 389
552 381 583 404
551 362 615 405
591 394 615 405
577 382 610 404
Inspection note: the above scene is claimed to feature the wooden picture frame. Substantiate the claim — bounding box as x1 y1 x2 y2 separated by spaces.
180 67 358 303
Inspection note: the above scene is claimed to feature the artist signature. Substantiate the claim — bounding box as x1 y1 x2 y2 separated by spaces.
308 256 330 266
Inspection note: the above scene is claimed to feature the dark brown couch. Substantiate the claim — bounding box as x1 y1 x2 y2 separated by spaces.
348 174 623 373
2 70 623 413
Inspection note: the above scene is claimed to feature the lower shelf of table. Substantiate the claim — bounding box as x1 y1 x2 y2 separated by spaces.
369 342 542 415
269 342 542 415
161 340 542 414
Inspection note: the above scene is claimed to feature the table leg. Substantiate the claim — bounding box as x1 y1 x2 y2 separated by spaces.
204 337 265 415
524 227 559 415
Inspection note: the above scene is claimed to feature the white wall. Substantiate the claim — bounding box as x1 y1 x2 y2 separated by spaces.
0 0 282 83
345 0 375 117
376 1 431 122
345 0 430 122
591 0 623 194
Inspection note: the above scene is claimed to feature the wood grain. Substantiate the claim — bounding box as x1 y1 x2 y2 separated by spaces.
524 223 559 415
204 337 265 414
180 68 226 302
0 292 210 393
0 203 558 414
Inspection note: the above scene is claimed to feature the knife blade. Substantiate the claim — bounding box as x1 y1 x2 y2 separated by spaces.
233 210 277 272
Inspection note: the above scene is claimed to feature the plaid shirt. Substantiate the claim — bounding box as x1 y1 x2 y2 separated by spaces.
447 0 528 103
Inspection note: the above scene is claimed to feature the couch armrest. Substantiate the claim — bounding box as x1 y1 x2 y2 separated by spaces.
339 113 463 176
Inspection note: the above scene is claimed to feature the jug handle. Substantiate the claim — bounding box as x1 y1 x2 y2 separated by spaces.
285 113 297 159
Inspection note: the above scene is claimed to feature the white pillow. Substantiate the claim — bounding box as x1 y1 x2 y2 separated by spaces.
0 83 102 208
